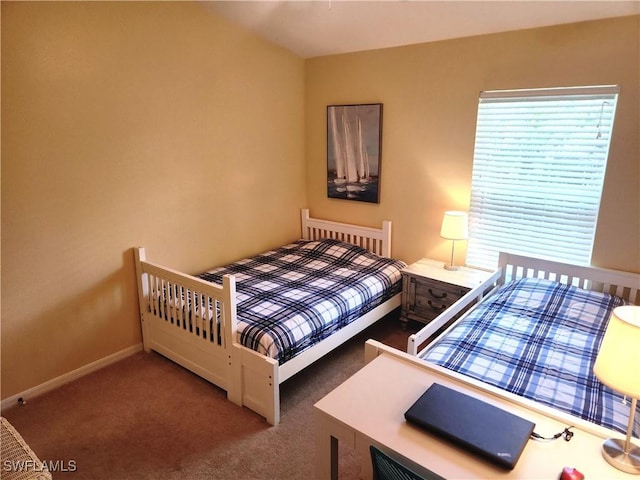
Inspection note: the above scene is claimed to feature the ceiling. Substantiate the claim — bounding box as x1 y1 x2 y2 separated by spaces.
207 1 640 58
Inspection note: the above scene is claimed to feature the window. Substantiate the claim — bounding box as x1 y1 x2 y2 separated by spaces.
466 85 619 270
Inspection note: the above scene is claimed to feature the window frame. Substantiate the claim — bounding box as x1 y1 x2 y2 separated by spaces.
465 85 619 271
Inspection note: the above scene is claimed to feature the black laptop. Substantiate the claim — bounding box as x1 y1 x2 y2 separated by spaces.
404 383 535 470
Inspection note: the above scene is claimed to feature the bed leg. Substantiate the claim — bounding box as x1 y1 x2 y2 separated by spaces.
227 346 243 407
264 385 280 426
228 344 281 426
134 247 152 353
364 340 383 363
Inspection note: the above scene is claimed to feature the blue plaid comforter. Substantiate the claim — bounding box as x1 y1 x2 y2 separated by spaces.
421 277 639 437
198 239 406 364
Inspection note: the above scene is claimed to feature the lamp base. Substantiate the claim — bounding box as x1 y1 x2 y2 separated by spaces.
601 438 640 474
443 264 459 271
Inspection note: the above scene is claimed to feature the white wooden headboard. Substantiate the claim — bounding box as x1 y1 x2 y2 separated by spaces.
499 252 640 305
300 209 392 258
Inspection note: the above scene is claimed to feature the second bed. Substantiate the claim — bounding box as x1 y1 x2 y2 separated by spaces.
366 252 640 440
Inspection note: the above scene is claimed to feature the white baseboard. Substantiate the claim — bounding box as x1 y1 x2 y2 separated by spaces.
1 343 143 411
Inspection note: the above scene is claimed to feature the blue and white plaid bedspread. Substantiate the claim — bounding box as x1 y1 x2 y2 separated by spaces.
198 239 406 364
421 277 639 437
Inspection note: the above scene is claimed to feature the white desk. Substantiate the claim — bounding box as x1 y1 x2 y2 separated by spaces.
314 345 630 479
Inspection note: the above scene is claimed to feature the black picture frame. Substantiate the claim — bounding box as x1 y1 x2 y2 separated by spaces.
327 103 383 203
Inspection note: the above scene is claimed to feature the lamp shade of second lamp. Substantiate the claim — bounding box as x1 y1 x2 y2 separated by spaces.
440 211 468 271
593 305 640 474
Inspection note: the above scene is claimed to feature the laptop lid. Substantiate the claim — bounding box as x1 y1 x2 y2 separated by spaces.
404 383 535 470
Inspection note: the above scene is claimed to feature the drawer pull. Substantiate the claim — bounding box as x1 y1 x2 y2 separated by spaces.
427 300 447 311
428 288 447 299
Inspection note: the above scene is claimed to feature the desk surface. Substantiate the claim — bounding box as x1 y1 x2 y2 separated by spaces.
314 351 629 479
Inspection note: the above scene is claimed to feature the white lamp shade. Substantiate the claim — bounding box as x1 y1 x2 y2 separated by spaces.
440 211 469 241
593 305 640 399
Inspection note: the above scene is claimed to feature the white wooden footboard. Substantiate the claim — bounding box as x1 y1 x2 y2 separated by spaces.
134 248 240 399
407 252 640 356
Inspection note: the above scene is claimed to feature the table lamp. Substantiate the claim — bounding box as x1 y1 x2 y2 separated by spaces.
440 211 468 271
593 305 640 474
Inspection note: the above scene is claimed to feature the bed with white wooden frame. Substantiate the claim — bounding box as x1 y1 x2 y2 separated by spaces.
134 209 402 425
365 251 640 437
402 252 640 356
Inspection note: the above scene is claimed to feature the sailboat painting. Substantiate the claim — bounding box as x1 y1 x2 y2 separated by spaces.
327 103 382 203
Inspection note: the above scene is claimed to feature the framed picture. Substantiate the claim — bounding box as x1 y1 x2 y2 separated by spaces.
327 103 382 203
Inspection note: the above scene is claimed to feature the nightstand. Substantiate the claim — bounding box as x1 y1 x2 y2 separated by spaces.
399 258 492 330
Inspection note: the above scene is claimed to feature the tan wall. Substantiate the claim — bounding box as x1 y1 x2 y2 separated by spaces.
305 15 640 272
1 2 306 398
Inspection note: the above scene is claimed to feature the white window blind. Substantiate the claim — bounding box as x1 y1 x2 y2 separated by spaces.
466 85 619 270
